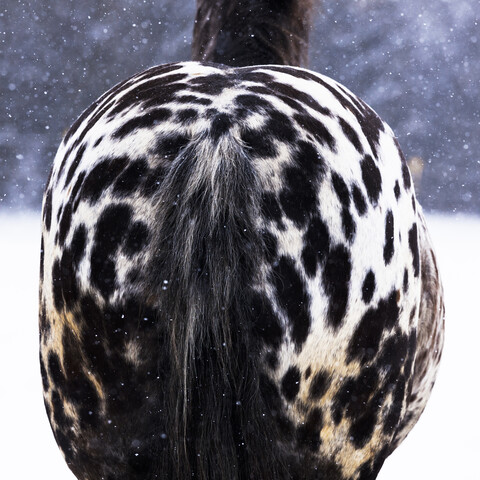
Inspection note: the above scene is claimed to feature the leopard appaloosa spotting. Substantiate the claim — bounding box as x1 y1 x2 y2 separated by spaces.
39 1 444 479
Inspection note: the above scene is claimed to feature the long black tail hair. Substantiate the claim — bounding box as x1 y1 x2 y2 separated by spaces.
150 132 290 479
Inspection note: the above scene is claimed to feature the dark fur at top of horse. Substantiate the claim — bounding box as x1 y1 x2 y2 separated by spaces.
192 0 315 67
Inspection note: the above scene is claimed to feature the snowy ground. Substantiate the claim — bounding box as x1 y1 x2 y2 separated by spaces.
1 211 479 479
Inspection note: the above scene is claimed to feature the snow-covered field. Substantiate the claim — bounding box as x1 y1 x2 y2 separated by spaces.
1 212 479 479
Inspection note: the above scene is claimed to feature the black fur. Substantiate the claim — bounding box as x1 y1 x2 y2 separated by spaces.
147 133 290 479
192 0 315 67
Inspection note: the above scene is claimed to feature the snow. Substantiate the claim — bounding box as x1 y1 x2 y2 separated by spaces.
0 212 478 479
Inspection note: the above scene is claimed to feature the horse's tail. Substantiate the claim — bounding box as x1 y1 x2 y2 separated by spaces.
151 129 288 479
192 0 316 67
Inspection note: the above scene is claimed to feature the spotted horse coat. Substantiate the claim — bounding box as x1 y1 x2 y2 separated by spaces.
39 61 444 480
